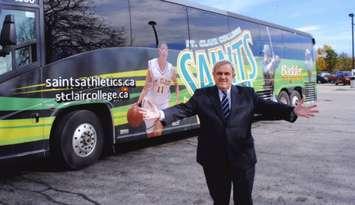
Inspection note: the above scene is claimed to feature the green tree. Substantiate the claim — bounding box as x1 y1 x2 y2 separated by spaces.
316 47 327 72
316 56 326 72
335 53 352 71
322 45 338 72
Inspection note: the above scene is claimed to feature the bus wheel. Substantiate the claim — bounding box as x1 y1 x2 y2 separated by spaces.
52 110 104 170
278 90 290 105
290 90 302 106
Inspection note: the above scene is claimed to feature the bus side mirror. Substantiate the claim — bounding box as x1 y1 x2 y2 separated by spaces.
0 14 17 57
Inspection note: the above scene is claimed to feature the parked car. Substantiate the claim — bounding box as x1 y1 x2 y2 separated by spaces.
317 72 336 84
327 73 337 83
317 74 328 83
335 71 352 85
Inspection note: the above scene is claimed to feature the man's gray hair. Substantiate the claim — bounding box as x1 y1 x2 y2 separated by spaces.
212 60 235 73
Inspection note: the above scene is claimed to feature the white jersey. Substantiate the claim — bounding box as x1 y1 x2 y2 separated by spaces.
145 58 175 109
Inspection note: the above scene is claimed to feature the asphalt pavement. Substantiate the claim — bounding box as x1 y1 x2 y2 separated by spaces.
0 84 354 205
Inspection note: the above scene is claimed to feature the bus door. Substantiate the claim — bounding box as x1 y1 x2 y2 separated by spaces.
0 3 45 158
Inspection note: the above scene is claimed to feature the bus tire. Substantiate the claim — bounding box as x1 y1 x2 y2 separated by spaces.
52 110 104 170
278 90 290 105
290 90 302 106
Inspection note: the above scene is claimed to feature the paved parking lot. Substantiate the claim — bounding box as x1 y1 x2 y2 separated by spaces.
1 84 354 205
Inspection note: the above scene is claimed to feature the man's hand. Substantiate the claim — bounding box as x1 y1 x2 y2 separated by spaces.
293 99 319 118
139 107 160 120
138 99 161 120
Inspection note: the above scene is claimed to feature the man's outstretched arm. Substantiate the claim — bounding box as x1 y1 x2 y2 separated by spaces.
253 89 318 121
139 89 200 124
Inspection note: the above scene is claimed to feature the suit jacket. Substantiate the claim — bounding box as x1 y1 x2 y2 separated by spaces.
163 85 297 169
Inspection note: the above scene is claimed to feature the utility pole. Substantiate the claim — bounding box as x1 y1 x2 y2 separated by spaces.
349 13 354 70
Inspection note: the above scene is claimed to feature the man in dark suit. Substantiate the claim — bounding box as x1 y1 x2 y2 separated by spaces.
140 60 318 205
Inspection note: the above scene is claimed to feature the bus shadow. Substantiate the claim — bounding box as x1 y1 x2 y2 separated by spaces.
0 129 199 177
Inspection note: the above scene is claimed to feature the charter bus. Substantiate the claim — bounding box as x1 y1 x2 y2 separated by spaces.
0 0 317 169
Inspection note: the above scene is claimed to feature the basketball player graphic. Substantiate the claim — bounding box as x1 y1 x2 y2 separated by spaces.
263 44 280 90
304 48 314 82
137 43 179 137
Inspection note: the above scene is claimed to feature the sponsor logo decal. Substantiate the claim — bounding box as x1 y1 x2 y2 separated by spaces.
280 64 303 80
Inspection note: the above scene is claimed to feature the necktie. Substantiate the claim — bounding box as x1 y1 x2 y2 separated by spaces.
221 91 230 119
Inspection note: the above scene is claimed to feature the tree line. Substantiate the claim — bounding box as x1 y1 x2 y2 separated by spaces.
316 45 354 72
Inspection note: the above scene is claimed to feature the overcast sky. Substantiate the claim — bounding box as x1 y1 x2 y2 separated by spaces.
188 0 355 55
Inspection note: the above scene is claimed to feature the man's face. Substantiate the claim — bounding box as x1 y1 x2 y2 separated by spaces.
213 64 235 91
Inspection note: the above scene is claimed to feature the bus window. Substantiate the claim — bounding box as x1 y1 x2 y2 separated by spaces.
44 0 130 63
0 9 37 72
14 11 36 67
0 10 15 75
283 32 310 60
15 42 37 67
187 8 229 46
130 0 188 50
258 25 284 59
228 17 263 56
0 54 12 75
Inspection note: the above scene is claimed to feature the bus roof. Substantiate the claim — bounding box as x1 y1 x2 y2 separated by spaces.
0 0 314 40
164 0 314 39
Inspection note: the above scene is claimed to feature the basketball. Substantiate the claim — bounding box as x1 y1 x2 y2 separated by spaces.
127 104 143 128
